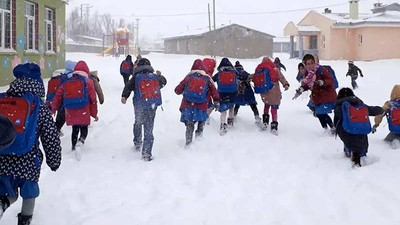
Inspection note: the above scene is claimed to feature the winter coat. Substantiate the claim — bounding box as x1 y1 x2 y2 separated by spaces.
0 78 61 182
346 64 363 79
90 72 104 104
212 69 238 105
52 70 98 126
121 65 167 109
235 68 257 106
374 85 400 127
258 71 289 106
334 96 383 154
302 66 337 105
175 70 220 112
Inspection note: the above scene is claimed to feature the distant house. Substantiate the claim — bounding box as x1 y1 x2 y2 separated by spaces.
273 37 295 53
284 1 400 61
75 35 103 46
164 24 275 59
0 0 66 86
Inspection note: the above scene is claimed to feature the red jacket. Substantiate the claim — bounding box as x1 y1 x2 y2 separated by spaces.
52 71 98 126
203 58 216 77
175 70 220 112
302 66 337 105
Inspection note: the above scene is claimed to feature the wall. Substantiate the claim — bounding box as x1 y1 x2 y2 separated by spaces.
0 0 66 86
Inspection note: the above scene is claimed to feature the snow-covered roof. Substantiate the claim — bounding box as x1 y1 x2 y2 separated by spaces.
274 37 291 43
297 25 321 32
319 10 400 27
76 35 103 42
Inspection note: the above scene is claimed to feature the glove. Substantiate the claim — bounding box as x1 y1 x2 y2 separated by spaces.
213 101 220 111
360 74 364 77
316 80 324 86
50 165 59 172
284 84 289 91
292 87 304 100
372 124 378 134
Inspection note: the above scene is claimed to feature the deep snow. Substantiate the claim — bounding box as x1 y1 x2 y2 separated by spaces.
2 52 400 225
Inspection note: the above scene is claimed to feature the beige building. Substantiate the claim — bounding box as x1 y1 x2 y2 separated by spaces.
284 1 400 61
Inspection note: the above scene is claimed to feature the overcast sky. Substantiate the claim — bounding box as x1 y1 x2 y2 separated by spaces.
66 0 394 39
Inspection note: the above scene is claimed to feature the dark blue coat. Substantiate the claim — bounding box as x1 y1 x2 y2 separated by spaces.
235 68 257 106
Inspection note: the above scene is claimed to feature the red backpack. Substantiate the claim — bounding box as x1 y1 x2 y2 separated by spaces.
120 61 131 75
46 74 66 102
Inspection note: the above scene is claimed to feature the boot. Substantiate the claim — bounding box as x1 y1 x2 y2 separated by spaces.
219 123 228 136
17 213 32 225
270 121 278 135
262 114 270 128
352 152 361 167
255 116 266 130
344 146 351 158
227 118 234 128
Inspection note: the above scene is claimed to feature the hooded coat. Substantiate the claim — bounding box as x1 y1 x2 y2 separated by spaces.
212 58 238 110
52 61 98 126
234 62 257 106
334 95 383 154
374 85 400 127
302 65 337 105
0 74 61 182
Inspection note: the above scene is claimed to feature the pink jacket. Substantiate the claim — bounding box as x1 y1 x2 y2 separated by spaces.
52 71 98 126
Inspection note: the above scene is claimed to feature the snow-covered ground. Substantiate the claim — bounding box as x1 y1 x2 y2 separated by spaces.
2 53 400 225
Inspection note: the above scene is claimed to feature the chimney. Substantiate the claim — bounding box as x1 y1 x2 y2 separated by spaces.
373 2 383 9
349 0 359 19
324 8 332 14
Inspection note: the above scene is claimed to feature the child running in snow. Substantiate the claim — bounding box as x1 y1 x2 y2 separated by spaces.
372 85 400 149
253 57 289 134
293 54 337 134
233 61 262 128
212 58 238 135
175 59 220 147
52 61 98 159
203 58 217 124
334 88 383 167
0 63 61 225
346 61 364 89
121 58 167 161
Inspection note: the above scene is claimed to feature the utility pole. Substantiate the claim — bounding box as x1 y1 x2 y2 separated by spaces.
208 3 211 31
136 18 140 47
213 0 216 30
80 4 92 36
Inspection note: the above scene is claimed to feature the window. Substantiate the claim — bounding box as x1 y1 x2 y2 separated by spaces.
24 1 35 50
0 0 12 49
45 7 54 52
359 34 363 45
310 35 318 49
321 35 326 49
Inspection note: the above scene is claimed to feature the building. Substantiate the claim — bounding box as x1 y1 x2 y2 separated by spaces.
273 37 295 53
284 1 400 61
164 24 275 59
0 0 66 86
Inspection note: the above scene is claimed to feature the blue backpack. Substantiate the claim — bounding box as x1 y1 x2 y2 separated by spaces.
388 100 400 134
318 65 339 89
135 73 162 108
253 68 276 94
46 74 66 103
120 60 131 75
342 101 372 135
0 93 41 155
63 74 89 109
183 74 209 103
217 71 237 93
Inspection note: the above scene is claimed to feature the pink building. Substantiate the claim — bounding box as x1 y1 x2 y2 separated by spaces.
284 1 400 61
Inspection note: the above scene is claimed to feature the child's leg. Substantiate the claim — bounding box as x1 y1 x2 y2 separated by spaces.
250 104 260 117
185 121 195 146
227 108 235 127
271 106 278 122
234 105 240 117
71 125 80 149
79 125 89 143
220 111 227 125
195 122 206 138
263 104 270 126
316 114 333 129
264 104 270 115
0 194 18 216
55 107 65 133
20 198 35 216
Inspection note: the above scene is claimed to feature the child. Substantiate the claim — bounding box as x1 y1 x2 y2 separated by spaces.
46 60 77 137
372 85 400 149
121 58 167 161
334 87 383 166
203 58 217 124
253 57 289 134
120 55 134 85
52 61 98 158
212 58 238 135
294 54 337 133
175 59 220 146
296 62 306 83
89 70 105 105
234 61 262 127
0 63 61 225
274 57 286 72
346 61 364 89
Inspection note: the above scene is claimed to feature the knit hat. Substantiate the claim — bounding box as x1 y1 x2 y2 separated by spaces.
137 58 151 66
234 61 243 69
126 55 132 61
337 87 355 99
13 63 43 84
191 59 206 71
74 61 90 75
0 114 16 151
65 60 77 74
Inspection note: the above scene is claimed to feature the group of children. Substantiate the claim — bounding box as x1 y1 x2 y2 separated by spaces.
0 53 398 224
